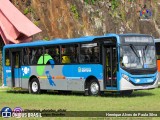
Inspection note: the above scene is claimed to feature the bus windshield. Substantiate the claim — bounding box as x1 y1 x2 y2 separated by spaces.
121 45 156 69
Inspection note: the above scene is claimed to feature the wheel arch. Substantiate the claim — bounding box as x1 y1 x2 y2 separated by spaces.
84 75 99 90
28 75 40 90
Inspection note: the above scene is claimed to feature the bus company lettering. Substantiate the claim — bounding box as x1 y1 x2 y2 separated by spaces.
6 70 11 73
78 67 91 72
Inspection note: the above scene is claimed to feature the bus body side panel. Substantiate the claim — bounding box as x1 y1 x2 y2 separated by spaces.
62 64 104 91
4 66 12 87
4 67 21 88
20 64 104 91
14 68 21 87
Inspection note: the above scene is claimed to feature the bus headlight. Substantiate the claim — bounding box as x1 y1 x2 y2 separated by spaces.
122 74 129 81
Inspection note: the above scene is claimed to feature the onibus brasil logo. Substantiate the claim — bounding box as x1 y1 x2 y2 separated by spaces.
1 107 42 118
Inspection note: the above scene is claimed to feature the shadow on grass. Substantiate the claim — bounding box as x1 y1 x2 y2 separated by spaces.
6 89 155 98
102 91 155 98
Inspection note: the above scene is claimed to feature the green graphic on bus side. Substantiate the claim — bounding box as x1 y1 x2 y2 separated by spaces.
36 54 53 75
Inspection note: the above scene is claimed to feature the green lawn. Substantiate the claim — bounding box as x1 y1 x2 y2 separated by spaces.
0 88 160 111
0 88 160 119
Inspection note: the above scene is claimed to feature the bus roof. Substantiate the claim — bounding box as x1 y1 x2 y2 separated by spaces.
105 33 152 37
3 35 104 49
3 33 152 49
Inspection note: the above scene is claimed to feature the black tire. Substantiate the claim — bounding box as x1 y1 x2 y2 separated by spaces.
120 90 133 96
88 79 100 96
29 78 40 94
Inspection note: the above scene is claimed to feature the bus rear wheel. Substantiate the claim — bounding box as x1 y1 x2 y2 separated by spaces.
29 78 40 94
88 79 100 96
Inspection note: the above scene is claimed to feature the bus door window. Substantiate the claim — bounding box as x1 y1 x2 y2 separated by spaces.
15 53 20 68
5 49 10 66
106 46 117 87
112 47 117 86
106 48 111 85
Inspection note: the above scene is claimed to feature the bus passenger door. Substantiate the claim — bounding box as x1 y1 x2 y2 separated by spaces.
11 51 22 88
104 46 117 88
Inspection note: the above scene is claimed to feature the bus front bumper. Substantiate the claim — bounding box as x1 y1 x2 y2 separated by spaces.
119 77 159 90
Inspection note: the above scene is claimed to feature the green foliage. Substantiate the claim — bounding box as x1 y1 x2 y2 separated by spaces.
84 0 97 5
128 0 134 2
70 5 79 19
24 7 34 15
119 7 126 22
43 37 49 41
33 21 39 26
111 0 119 11
29 7 34 14
24 8 29 15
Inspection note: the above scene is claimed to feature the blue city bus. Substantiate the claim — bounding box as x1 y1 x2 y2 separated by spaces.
3 33 159 96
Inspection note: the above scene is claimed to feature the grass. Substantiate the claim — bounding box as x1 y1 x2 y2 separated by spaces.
0 88 160 119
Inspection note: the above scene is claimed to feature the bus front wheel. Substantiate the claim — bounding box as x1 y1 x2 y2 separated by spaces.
29 78 40 94
88 79 100 96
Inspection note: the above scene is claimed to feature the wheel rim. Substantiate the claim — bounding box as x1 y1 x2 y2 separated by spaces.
90 82 99 95
32 81 38 92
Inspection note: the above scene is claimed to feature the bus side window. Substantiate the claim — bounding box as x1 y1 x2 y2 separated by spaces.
53 46 60 64
23 47 42 65
23 48 31 65
92 47 99 63
80 43 99 63
61 47 71 63
36 47 43 64
37 48 43 60
44 46 60 64
61 45 78 64
30 48 37 65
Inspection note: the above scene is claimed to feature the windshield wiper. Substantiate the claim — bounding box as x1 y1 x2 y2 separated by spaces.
129 44 140 59
145 44 148 50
